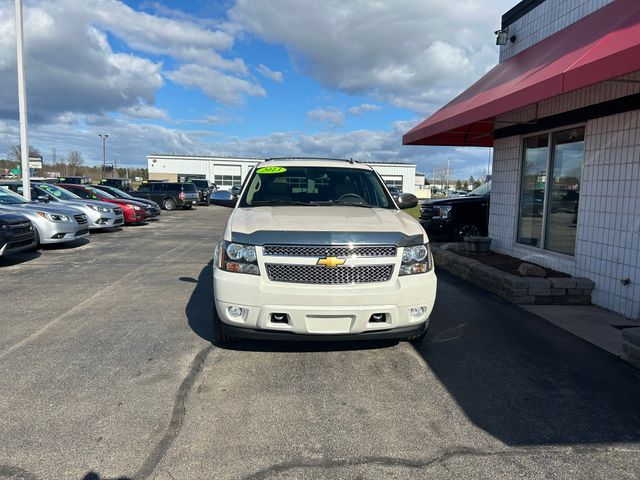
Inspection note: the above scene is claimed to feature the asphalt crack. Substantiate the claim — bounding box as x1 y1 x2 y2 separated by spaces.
0 464 41 480
133 344 214 480
241 445 640 479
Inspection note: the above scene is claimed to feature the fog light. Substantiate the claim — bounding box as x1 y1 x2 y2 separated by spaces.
227 306 244 318
410 307 426 318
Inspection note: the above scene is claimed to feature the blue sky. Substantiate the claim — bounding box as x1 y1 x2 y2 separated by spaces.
0 0 514 179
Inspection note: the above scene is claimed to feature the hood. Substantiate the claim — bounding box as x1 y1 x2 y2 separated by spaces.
228 206 426 243
6 202 83 216
108 198 149 208
0 211 30 224
425 195 489 206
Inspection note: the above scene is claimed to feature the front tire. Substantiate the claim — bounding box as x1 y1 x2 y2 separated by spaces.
454 219 482 241
163 198 176 211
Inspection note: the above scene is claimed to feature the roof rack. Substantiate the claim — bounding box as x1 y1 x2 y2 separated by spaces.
264 156 358 164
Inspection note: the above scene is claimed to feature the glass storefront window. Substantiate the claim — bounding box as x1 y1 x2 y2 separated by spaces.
517 127 585 256
545 129 584 255
517 134 548 247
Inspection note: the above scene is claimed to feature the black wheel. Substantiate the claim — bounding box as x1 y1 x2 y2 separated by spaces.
213 311 238 344
454 220 481 241
163 198 176 211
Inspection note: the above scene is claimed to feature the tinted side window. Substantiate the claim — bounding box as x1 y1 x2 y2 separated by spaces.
72 188 92 199
164 184 181 192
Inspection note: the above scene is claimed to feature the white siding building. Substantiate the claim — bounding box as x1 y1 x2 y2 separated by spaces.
404 0 640 319
147 155 417 193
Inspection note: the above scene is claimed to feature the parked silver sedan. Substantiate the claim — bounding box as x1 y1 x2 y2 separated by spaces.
0 187 89 245
0 181 125 230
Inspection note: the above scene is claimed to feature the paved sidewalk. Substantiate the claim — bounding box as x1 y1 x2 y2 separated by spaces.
521 305 639 365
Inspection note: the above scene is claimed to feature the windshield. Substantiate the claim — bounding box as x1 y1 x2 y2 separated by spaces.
87 186 115 199
36 183 82 200
239 166 393 208
0 186 28 204
468 180 491 197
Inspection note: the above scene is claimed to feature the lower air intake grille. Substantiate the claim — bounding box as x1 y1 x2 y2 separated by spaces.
266 264 393 285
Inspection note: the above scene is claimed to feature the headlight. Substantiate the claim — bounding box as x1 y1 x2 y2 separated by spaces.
399 244 433 276
37 211 70 222
86 204 109 212
215 241 260 275
133 205 142 211
436 206 452 219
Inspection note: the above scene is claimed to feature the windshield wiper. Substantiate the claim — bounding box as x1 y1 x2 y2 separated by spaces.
250 200 318 206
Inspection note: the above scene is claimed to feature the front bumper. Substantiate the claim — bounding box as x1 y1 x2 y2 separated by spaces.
88 210 125 229
214 267 436 339
37 221 89 244
123 210 146 224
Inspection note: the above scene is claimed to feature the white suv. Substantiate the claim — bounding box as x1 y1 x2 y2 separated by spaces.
212 158 437 343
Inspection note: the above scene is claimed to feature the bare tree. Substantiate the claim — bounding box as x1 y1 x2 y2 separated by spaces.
67 151 84 175
9 145 41 161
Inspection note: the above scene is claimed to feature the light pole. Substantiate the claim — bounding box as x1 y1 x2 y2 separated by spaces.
15 0 30 200
98 133 109 179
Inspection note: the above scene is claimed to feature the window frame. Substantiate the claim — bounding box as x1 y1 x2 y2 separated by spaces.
515 123 586 258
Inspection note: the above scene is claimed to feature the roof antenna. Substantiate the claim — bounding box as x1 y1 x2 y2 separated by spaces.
349 157 354 164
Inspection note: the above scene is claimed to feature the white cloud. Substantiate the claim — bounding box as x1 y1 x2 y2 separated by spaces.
307 108 344 127
230 0 512 114
348 104 382 116
256 64 283 82
121 104 170 121
165 64 265 105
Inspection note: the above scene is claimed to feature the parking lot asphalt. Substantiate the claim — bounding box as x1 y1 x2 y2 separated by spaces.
1 207 640 480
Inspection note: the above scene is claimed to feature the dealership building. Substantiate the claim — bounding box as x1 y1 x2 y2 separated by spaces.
147 154 418 193
404 0 640 319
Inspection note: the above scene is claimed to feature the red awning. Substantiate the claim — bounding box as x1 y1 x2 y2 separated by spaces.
403 0 640 147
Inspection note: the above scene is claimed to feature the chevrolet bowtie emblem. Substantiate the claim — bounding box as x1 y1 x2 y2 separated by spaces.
317 256 346 268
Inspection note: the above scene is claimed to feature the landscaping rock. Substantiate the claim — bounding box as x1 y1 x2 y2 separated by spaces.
517 263 547 277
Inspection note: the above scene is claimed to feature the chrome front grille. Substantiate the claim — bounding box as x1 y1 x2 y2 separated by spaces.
266 264 394 285
74 214 88 225
263 245 397 257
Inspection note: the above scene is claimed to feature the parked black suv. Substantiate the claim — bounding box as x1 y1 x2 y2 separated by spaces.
100 178 132 191
419 181 490 240
57 176 92 185
131 182 199 210
189 179 216 206
0 211 37 256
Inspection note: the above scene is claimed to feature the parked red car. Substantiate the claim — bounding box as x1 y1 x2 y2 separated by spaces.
58 184 149 224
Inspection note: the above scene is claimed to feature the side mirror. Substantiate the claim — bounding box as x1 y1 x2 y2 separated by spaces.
211 190 237 208
396 193 418 210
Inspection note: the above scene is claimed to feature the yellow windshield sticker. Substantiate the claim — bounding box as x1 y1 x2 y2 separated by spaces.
257 166 286 174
